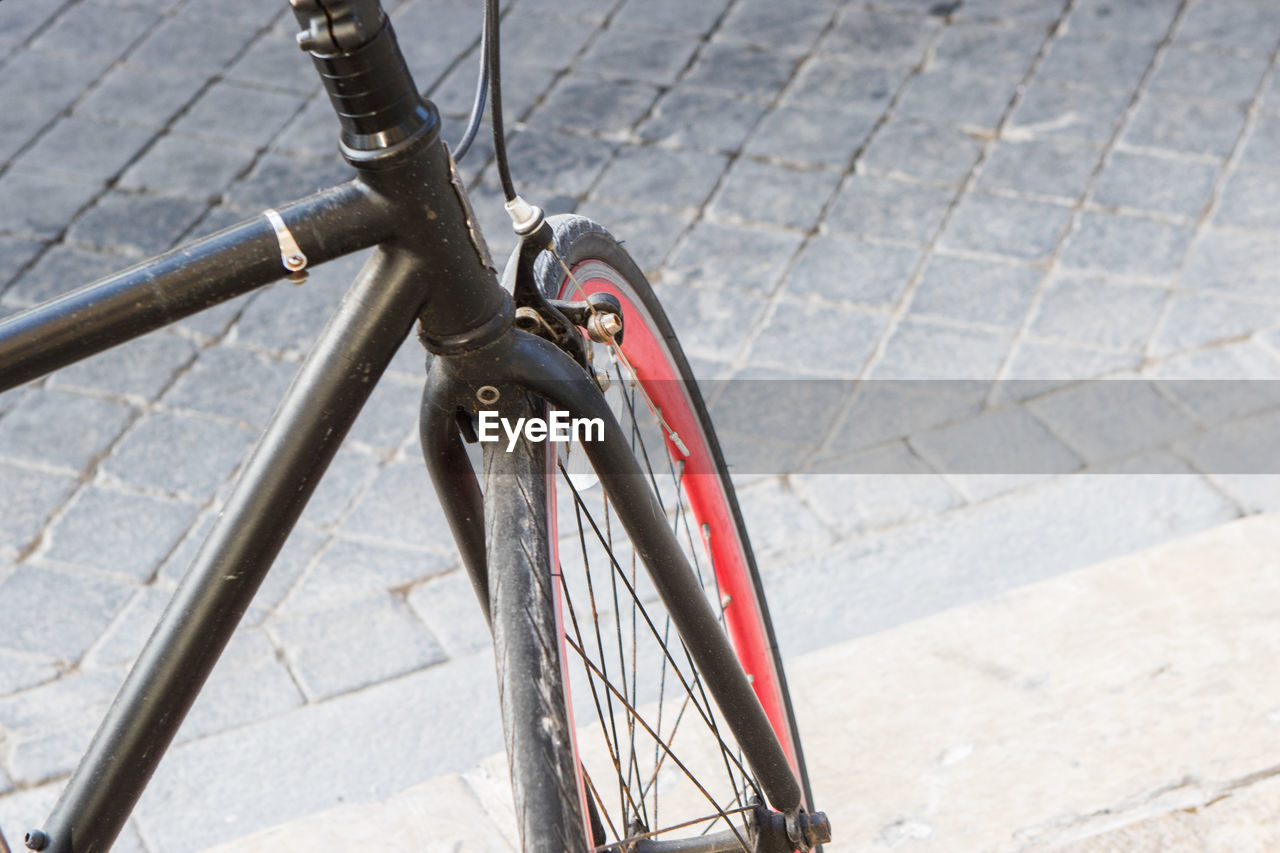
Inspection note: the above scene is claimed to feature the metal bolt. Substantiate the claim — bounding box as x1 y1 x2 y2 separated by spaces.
25 830 48 851
587 312 622 342
594 369 611 391
476 385 500 405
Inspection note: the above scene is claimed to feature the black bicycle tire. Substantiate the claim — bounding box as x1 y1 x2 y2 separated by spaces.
483 391 589 853
506 214 817 850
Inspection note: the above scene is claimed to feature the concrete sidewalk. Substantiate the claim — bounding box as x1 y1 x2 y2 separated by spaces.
2 0 1280 849
209 514 1280 852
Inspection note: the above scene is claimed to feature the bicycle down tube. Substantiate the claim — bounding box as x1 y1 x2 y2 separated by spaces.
0 2 811 851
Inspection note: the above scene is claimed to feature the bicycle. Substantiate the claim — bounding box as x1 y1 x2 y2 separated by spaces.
0 1 829 851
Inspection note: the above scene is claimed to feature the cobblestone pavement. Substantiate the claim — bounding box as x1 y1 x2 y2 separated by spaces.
1 0 1279 849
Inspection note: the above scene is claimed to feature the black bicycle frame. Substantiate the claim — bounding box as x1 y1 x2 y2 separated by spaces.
0 3 803 851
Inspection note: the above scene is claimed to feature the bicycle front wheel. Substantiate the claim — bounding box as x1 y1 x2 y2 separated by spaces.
497 215 816 852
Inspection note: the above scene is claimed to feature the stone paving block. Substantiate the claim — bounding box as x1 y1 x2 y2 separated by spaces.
225 152 356 212
570 201 693 271
271 96 344 160
340 461 455 551
0 565 133 661
825 174 955 244
170 81 306 148
0 388 134 472
1060 211 1194 277
117 134 259 201
529 73 660 137
226 26 322 96
161 346 299 429
75 63 209 130
1214 169 1280 230
129 17 255 75
132 652 502 852
44 485 198 582
1091 149 1218 218
1181 227 1280 300
954 0 1067 24
1175 0 1280 54
861 119 985 185
0 46 114 130
610 0 731 35
405 570 491 658
787 57 907 113
159 516 327 624
649 283 768 362
29 3 157 61
12 116 153 183
714 0 833 54
792 441 963 534
281 538 455 616
5 244 124 307
999 340 1141 400
1149 44 1270 102
82 583 174 669
1006 79 1130 143
1027 380 1199 462
590 146 728 214
895 70 1019 130
1241 111 1280 170
707 367 850 448
1038 35 1156 93
0 0 64 54
746 301 889 377
0 170 101 241
744 105 877 169
930 22 1045 79
684 42 798 102
102 411 255 499
821 379 986 454
0 463 77 561
268 593 446 701
0 648 58 698
663 220 803 294
1123 93 1249 157
1151 293 1280 357
345 376 419 454
481 4 596 72
7 714 101 787
1067 0 1180 38
180 628 306 743
1146 342 1280 423
296 445 379 531
1030 274 1168 350
909 255 1042 328
784 235 920 307
0 237 45 291
871 320 1013 379
909 405 1083 500
229 263 360 356
430 55 556 121
636 89 767 153
707 159 834 230
501 130 615 197
66 190 209 257
576 27 697 85
977 137 1101 201
735 479 834 564
767 449 1237 656
823 6 939 67
940 192 1073 261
